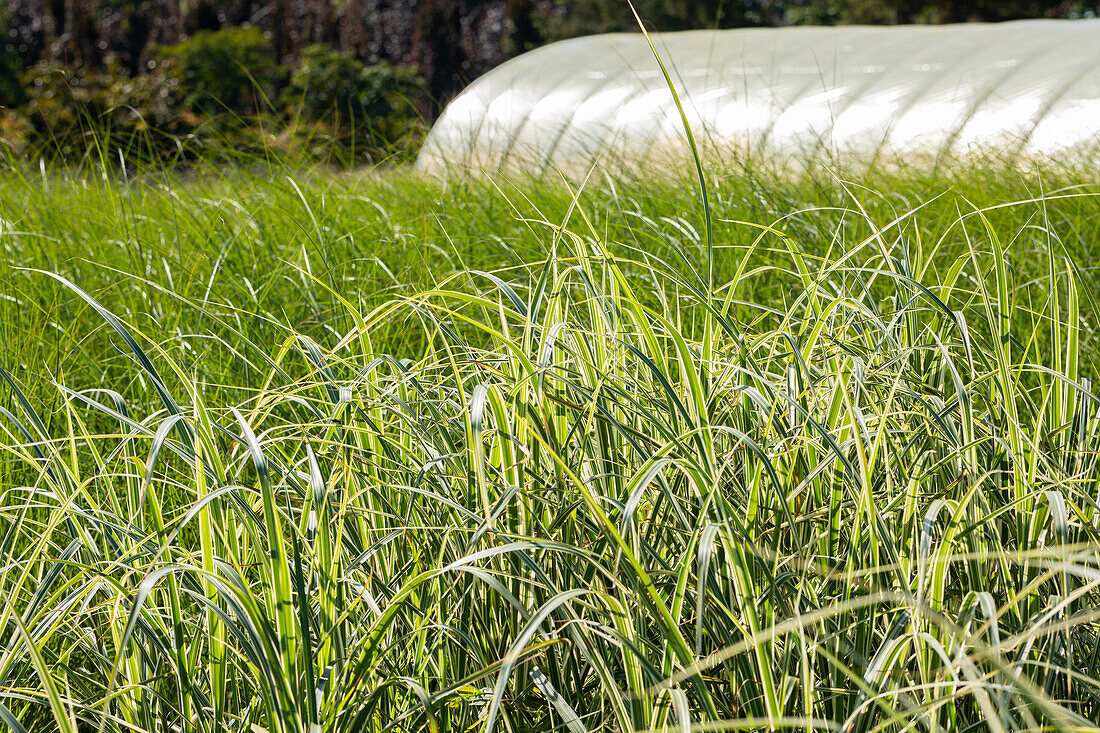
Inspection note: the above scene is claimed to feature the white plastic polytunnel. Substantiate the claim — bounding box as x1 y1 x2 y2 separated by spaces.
417 19 1100 174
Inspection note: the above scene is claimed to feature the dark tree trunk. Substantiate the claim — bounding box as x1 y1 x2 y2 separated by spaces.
415 0 467 115
505 0 540 56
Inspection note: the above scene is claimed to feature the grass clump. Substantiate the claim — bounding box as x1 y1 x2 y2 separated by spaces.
0 161 1099 732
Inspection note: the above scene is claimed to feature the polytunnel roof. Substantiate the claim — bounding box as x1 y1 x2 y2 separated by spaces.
416 19 1100 174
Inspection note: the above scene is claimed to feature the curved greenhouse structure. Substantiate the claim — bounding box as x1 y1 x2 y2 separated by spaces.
417 19 1100 174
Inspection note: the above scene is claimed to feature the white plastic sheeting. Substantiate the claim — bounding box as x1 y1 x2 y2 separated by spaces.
417 20 1100 173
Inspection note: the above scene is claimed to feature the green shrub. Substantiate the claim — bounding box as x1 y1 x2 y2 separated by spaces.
1 35 428 168
281 45 425 158
162 27 279 117
5 62 191 162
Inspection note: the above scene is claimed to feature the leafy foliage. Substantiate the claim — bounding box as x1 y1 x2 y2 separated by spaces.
5 61 187 161
282 45 425 153
161 27 279 116
0 52 426 167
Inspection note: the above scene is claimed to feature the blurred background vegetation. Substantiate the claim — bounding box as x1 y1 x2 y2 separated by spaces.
2 0 1099 168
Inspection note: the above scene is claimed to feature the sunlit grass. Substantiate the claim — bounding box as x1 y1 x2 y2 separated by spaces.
1 158 1099 732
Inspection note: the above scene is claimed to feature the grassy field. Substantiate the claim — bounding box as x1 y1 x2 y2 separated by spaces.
1 157 1099 732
